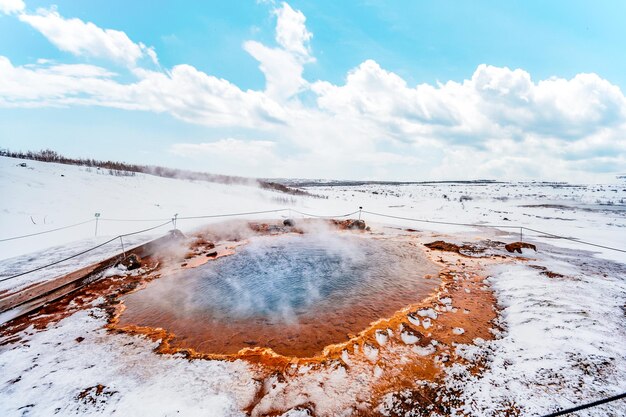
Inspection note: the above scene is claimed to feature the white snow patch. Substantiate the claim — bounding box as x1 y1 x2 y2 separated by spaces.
375 330 388 346
400 331 420 345
363 344 379 362
407 314 420 327
417 308 438 319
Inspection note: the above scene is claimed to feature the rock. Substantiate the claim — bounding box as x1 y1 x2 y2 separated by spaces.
283 218 296 227
206 251 218 257
504 242 537 253
424 240 462 253
353 220 366 230
193 237 215 249
332 219 367 230
168 229 186 240
18 162 27 167
119 254 141 270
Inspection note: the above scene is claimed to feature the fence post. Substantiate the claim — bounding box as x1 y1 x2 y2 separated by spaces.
94 212 100 237
520 227 523 242
119 236 126 258
172 213 178 230
358 206 363 221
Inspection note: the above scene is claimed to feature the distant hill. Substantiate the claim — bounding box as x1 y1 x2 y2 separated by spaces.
0 149 310 196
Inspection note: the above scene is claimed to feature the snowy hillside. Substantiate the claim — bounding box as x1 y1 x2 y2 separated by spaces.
0 156 306 260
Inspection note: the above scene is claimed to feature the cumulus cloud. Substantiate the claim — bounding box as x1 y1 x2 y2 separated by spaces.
0 57 286 126
244 2 314 102
18 8 158 67
312 61 626 145
273 2 313 58
0 0 24 15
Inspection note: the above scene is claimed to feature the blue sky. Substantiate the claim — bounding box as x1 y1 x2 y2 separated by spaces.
0 0 625 181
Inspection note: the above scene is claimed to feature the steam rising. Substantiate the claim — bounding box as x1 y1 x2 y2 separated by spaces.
120 225 440 356
184 233 368 324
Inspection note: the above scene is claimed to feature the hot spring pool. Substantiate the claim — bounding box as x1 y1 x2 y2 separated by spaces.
118 232 440 357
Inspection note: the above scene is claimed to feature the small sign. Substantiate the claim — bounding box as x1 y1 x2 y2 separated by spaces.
95 213 101 217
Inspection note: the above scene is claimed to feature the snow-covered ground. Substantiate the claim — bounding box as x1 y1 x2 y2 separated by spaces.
1 156 625 416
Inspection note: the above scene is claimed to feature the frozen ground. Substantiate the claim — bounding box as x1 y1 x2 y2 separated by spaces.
1 157 625 416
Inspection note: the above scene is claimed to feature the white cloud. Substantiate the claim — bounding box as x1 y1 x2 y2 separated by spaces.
0 0 24 15
244 2 314 102
273 2 313 59
0 57 286 127
18 8 157 67
244 41 308 102
312 61 626 145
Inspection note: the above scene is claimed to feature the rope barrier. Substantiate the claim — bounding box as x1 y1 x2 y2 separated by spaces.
0 236 119 283
362 210 626 253
100 217 171 222
177 208 289 220
521 227 626 253
362 210 522 229
0 219 95 242
1 206 624 284
0 220 172 283
291 209 360 219
540 392 626 416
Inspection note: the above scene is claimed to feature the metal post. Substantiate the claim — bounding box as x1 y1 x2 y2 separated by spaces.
358 206 363 221
172 213 178 230
94 212 101 237
120 236 126 258
520 227 523 242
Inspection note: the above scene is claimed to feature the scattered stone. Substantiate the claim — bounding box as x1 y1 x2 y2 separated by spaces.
75 336 85 343
333 219 367 230
424 240 462 253
168 229 186 240
118 254 141 270
528 264 564 278
542 271 564 278
206 251 218 257
505 242 537 253
283 218 296 227
192 237 215 249
18 162 27 167
76 384 117 406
